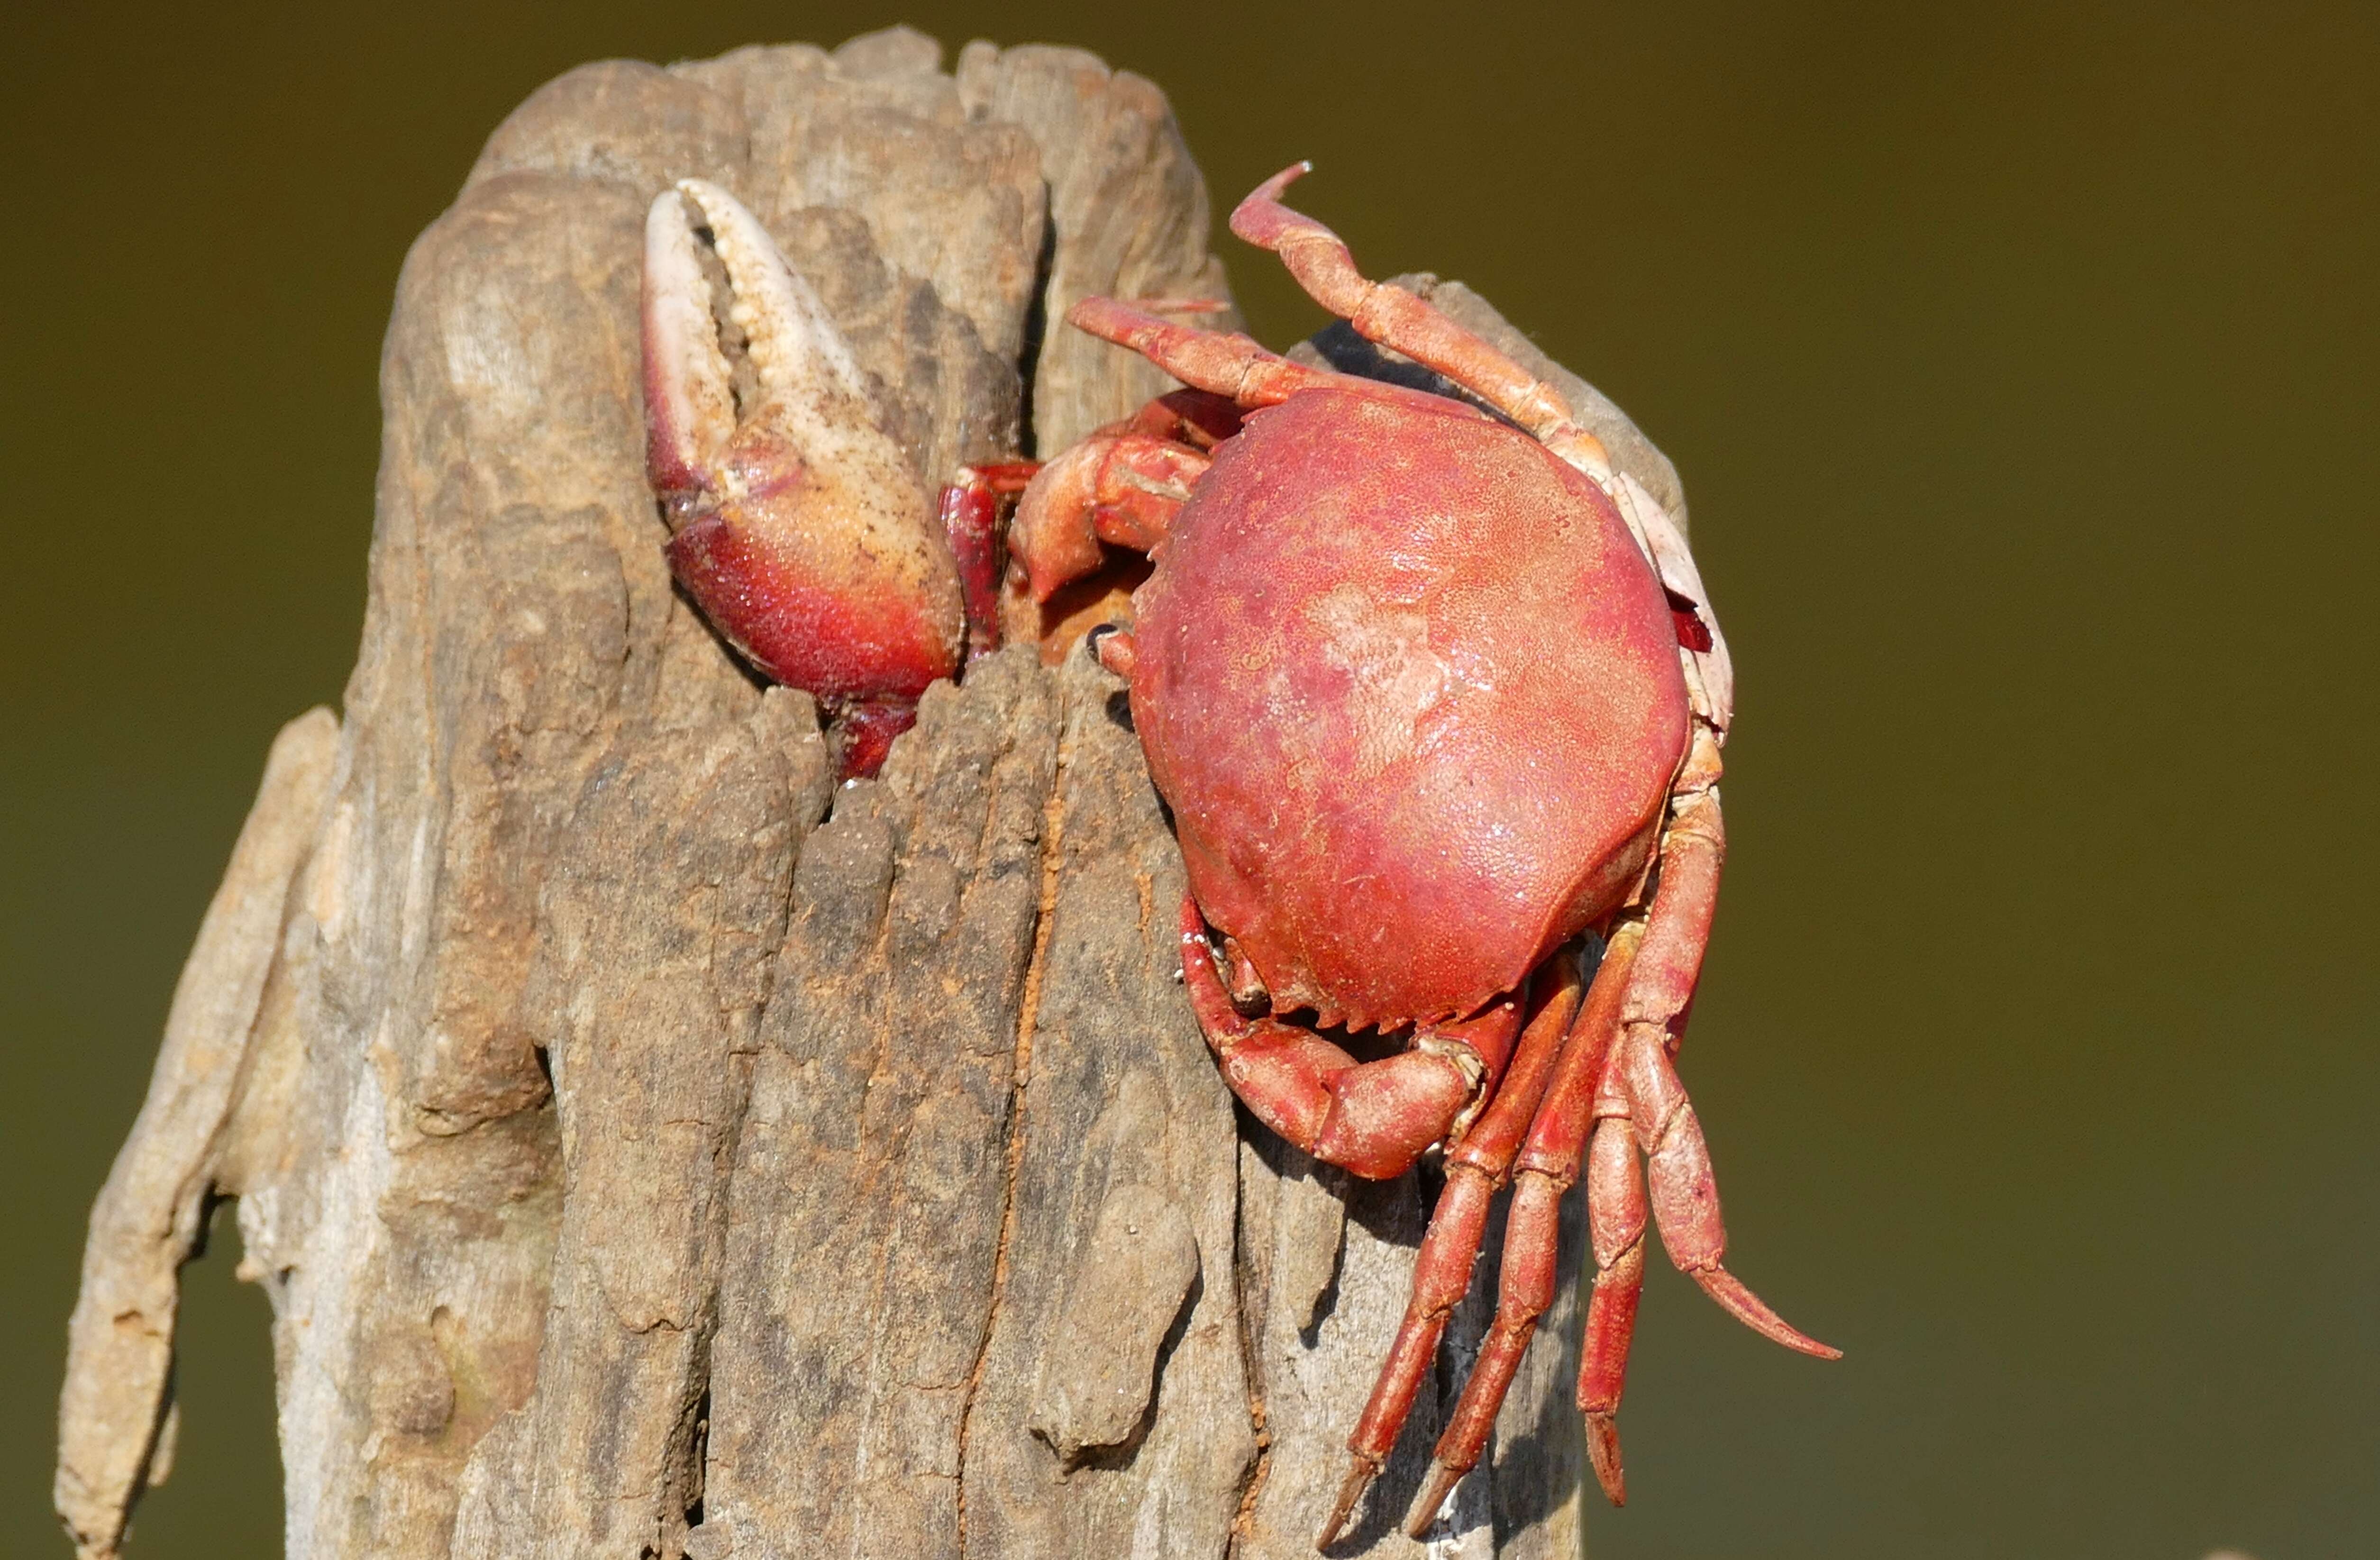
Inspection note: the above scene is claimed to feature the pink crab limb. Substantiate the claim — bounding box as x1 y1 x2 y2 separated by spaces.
1395 920 1642 1533
1317 956 1586 1549
641 179 966 778
1578 1108 1649 1502
1065 297 1344 409
1114 294 1232 315
1010 434 1212 601
1067 296 1502 429
1229 163 1616 480
1623 1014 1838 1359
1177 895 1522 1183
1560 739 1836 1504
1622 731 1830 1351
1007 388 1241 606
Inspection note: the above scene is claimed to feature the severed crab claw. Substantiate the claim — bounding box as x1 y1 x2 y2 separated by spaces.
642 178 983 778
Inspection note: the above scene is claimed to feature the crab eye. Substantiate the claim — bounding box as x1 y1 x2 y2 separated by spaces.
1663 588 1715 653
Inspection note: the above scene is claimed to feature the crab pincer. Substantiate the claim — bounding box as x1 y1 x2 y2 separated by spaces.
641 179 1016 777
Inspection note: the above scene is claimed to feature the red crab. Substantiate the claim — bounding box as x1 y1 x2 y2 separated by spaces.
1018 164 1842 1542
642 165 1836 1546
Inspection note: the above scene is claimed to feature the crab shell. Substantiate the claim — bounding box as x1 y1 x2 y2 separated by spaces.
1126 384 1691 1033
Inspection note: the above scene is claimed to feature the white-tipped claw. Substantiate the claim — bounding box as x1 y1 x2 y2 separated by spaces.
639 179 879 503
667 179 867 408
640 187 737 497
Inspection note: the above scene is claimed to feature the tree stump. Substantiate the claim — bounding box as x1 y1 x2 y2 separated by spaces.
58 28 1694 1560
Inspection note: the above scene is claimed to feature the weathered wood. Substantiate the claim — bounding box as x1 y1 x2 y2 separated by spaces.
58 27 1695 1560
56 708 338 1554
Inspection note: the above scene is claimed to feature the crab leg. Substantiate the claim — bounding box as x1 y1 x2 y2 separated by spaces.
1066 297 1348 409
1577 1098 1650 1502
1569 731 1841 1502
1229 163 1616 480
1009 433 1211 601
1623 734 1832 1349
1176 896 1522 1183
1314 953 1587 1548
1394 920 1642 1534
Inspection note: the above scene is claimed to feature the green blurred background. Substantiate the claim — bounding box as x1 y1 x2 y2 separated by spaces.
6 1 2374 1555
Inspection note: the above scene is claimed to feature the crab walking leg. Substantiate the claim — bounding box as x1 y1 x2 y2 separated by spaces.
1177 896 1522 1182
1392 921 1642 1535
1623 731 1838 1360
1558 735 1838 1501
1068 297 1486 417
1228 163 1616 481
1068 297 1350 408
1577 1052 1650 1502
1316 956 1587 1549
1009 435 1212 600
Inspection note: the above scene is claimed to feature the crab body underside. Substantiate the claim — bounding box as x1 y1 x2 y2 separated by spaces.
639 164 1835 1548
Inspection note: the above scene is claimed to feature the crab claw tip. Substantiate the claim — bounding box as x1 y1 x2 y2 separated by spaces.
641 186 735 495
641 178 872 498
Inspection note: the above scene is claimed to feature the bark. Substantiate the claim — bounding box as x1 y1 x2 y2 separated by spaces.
58 27 1690 1560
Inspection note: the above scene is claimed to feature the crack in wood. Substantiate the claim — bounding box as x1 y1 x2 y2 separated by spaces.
954 734 1071 1554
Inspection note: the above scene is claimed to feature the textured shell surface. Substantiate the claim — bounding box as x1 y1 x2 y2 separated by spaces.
1130 386 1691 1030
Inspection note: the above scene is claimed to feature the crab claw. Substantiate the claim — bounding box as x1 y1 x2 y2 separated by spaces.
642 179 962 775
